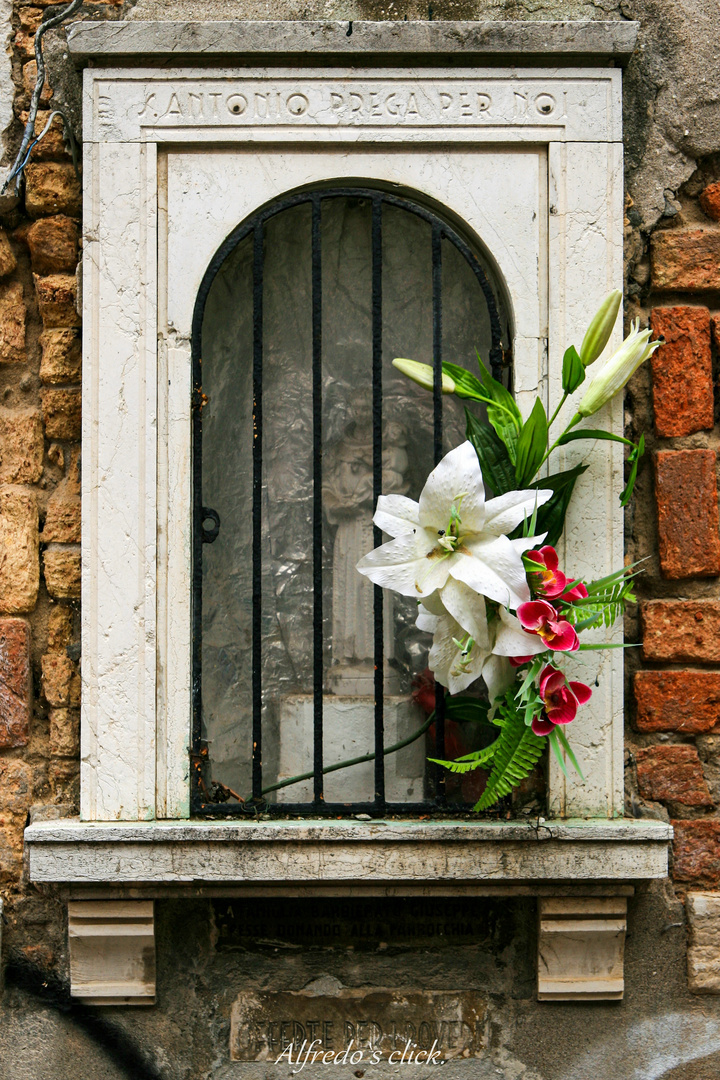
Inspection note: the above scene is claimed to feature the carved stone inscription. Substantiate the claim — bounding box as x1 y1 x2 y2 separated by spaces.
96 77 581 137
230 986 487 1062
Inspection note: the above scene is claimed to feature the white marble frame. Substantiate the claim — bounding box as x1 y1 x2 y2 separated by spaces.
81 63 624 824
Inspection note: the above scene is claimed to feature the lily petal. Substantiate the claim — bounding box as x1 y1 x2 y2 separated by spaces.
481 653 515 707
428 614 489 695
373 494 420 538
418 441 487 534
357 532 451 597
457 535 533 608
483 488 553 536
438 578 490 647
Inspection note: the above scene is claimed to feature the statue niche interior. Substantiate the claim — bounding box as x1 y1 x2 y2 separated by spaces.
276 415 425 804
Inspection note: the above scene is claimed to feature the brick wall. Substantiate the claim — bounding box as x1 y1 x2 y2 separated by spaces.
628 167 720 890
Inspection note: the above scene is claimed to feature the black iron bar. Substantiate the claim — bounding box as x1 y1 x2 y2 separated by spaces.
190 187 507 816
312 195 324 805
371 196 385 806
251 223 264 801
431 222 446 804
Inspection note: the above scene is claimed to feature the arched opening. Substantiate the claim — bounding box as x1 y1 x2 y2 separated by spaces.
191 185 512 815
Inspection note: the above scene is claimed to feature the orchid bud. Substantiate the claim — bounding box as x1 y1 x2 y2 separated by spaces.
579 289 622 367
392 358 456 394
577 320 661 417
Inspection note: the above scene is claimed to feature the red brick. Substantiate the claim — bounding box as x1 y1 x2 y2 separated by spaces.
26 216 78 275
655 450 720 578
649 307 713 436
0 618 30 748
651 229 720 292
712 316 720 352
636 746 712 806
641 601 720 663
700 182 720 222
673 820 720 884
635 671 720 734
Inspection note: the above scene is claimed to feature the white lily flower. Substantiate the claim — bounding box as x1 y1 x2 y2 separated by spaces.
357 441 553 610
577 319 662 417
416 580 492 695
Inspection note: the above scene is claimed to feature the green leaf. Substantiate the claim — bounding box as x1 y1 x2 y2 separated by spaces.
474 691 547 811
556 428 635 449
428 741 498 774
561 345 586 394
620 433 645 508
441 364 487 401
554 726 585 781
465 410 517 495
526 463 588 547
445 696 491 726
547 729 568 777
472 356 523 465
515 399 549 486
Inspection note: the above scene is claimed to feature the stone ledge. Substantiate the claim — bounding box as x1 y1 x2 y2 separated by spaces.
25 818 671 890
66 20 639 65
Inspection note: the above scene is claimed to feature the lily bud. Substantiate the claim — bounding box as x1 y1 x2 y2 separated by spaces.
577 319 661 417
392 358 456 394
579 289 622 367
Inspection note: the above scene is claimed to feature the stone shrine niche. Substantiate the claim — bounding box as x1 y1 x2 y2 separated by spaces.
198 191 508 806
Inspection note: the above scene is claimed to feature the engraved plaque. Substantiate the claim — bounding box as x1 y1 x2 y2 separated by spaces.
230 985 487 1062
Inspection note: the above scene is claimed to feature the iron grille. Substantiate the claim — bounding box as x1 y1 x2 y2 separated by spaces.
191 186 508 817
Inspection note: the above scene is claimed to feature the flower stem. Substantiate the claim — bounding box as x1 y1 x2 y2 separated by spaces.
548 392 568 429
535 412 584 474
257 711 437 798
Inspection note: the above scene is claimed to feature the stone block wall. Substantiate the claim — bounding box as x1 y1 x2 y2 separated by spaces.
0 0 90 968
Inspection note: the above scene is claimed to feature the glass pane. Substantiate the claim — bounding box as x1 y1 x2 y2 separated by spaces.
199 192 510 809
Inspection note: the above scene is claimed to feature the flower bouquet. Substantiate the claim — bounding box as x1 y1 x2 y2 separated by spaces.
357 292 661 811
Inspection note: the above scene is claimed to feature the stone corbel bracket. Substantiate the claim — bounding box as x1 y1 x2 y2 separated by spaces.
68 900 156 1005
538 896 627 1000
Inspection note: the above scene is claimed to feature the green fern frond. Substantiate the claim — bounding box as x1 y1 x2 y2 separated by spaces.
428 741 498 774
473 691 546 810
561 577 637 630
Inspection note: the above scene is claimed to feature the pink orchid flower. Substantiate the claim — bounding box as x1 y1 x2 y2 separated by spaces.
509 654 536 668
516 599 579 653
526 546 567 599
531 665 593 736
562 581 589 603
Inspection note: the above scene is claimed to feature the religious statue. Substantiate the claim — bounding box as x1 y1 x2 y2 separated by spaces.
323 416 409 694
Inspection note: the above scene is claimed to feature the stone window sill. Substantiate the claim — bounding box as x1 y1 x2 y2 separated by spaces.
25 818 671 897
